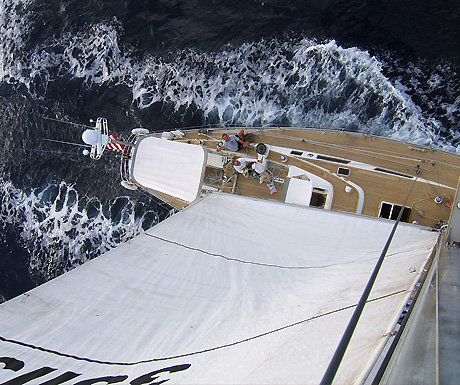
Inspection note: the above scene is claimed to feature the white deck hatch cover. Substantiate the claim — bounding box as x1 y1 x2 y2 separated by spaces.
131 136 207 202
284 177 313 206
0 193 438 384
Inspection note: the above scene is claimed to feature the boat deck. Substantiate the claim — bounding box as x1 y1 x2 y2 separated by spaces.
136 127 460 228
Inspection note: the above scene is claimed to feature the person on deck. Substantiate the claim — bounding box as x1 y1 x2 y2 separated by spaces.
216 130 253 152
232 157 262 174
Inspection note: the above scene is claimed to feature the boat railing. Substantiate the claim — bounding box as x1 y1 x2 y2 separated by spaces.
366 229 444 384
119 133 139 183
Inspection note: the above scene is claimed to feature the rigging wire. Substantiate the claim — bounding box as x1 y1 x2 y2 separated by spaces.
42 138 91 148
13 148 85 156
320 169 421 385
424 176 452 219
261 130 460 174
42 116 95 130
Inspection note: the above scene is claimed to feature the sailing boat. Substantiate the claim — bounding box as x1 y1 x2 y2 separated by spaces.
1 119 459 384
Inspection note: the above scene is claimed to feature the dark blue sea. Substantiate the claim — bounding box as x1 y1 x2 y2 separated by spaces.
0 0 459 302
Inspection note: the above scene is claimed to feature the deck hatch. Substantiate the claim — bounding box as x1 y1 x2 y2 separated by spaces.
337 167 350 176
316 155 350 164
131 137 207 203
379 202 411 222
374 168 413 179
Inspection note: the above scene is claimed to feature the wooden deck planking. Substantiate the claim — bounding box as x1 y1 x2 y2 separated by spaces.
166 129 460 227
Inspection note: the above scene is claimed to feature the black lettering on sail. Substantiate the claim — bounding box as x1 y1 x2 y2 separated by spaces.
0 357 25 372
130 364 191 385
39 372 82 385
0 367 56 385
73 375 128 385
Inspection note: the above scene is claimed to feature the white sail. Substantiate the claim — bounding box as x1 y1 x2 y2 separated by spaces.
0 193 438 384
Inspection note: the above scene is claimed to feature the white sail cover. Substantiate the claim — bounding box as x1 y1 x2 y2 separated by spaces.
0 193 438 384
131 137 207 203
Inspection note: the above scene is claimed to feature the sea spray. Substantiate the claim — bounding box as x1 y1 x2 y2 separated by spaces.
0 179 160 284
1 0 459 301
1 5 458 150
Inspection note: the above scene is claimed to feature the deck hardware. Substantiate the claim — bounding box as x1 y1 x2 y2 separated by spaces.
337 167 350 176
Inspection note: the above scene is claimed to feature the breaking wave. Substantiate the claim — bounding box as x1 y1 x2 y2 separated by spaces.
0 179 160 283
1 1 459 152
1 0 459 299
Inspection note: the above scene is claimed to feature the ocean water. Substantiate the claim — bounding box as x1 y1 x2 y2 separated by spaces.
0 0 459 302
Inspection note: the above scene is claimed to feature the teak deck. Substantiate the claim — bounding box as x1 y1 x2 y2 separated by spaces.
145 127 460 228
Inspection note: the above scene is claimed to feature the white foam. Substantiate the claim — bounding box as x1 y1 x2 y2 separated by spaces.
1 4 459 294
1 4 459 151
0 179 159 282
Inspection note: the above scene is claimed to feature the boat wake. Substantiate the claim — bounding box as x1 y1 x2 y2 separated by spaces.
0 0 459 300
0 179 160 286
1 3 459 151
